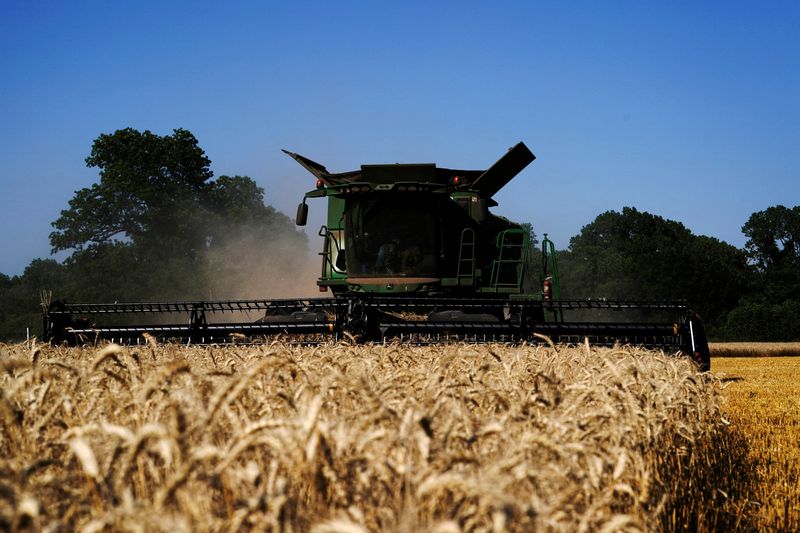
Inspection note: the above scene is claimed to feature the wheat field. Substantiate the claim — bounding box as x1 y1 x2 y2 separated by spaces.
1 341 741 531
709 342 800 358
713 356 800 530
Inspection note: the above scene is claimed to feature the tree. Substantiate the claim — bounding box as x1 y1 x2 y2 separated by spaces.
51 128 214 257
558 207 753 326
0 260 67 341
742 205 800 272
205 175 303 250
741 205 800 302
727 205 800 340
519 222 538 248
718 299 800 341
48 128 308 303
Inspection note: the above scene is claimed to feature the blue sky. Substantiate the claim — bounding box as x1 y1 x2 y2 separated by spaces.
1 0 798 276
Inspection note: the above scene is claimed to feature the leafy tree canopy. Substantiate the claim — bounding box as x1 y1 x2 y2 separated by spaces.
51 128 215 256
738 205 800 336
558 207 753 324
742 205 800 271
0 259 67 341
741 205 800 301
50 127 306 257
47 128 308 302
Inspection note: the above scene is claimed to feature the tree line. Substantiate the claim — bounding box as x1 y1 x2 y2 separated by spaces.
556 205 800 340
0 128 798 341
0 128 309 340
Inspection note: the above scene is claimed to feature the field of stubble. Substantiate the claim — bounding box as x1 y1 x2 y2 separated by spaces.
714 355 800 530
1 341 747 532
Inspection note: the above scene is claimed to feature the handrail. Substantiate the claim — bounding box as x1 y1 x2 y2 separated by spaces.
491 229 526 290
456 227 476 284
542 234 561 300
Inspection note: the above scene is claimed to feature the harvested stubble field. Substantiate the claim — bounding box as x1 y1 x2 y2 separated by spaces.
710 342 800 358
714 356 800 530
1 341 747 532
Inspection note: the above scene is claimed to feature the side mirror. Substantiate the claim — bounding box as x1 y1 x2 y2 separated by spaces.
295 200 309 226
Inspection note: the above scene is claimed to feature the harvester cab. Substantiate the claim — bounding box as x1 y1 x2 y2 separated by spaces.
287 142 539 297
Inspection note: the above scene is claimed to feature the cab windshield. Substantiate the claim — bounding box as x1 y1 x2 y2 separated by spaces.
345 195 439 277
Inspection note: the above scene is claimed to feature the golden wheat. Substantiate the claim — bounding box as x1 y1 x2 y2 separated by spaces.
0 341 730 531
710 342 800 358
713 357 800 530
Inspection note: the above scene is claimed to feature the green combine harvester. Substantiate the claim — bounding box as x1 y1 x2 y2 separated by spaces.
44 142 711 370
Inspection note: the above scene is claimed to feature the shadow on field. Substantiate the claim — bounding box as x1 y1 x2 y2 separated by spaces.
658 419 760 532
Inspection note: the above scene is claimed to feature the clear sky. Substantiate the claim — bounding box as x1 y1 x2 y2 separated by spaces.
1 0 798 276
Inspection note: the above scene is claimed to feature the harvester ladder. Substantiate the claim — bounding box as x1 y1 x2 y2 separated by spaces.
456 228 476 285
541 234 563 322
490 229 527 292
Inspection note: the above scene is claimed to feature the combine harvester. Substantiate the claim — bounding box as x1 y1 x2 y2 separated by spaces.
44 142 711 370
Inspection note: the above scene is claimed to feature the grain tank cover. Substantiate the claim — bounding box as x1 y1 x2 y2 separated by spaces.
359 164 437 184
284 141 534 196
470 142 535 198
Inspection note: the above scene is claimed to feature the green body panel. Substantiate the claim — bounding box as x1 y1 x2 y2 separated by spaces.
344 281 438 294
290 142 559 300
319 196 347 284
311 186 549 299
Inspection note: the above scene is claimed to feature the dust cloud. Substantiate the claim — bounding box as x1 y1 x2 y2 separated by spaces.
204 227 324 301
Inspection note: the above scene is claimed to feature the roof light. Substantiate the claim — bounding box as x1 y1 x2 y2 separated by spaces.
316 178 325 189
453 176 461 186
